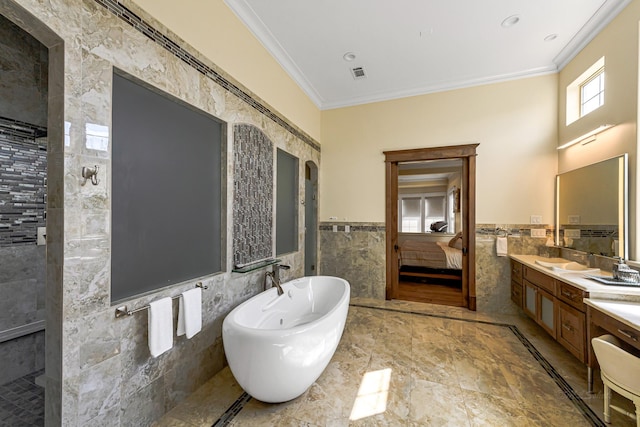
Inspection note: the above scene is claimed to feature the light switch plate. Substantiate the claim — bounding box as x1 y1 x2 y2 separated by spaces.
565 229 581 238
530 215 542 224
568 215 581 224
530 229 546 238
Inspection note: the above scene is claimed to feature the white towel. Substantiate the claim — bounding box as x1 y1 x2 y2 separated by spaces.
496 236 508 257
148 297 173 357
177 288 202 339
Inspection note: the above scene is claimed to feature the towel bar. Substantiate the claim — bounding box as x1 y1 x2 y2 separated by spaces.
114 282 208 318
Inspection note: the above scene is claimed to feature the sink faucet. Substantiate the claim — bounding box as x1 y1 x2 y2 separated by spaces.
265 264 290 296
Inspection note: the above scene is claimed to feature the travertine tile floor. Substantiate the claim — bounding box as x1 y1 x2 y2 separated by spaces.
155 298 636 426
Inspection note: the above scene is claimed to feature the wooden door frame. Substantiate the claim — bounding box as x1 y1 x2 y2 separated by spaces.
384 144 478 310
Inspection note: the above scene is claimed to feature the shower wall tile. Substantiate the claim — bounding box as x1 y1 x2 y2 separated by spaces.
0 121 47 246
0 15 48 127
0 331 44 384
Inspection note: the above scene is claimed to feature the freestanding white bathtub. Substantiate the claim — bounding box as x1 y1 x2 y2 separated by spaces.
222 275 350 403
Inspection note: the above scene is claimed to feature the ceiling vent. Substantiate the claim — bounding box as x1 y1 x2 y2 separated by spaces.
350 66 367 80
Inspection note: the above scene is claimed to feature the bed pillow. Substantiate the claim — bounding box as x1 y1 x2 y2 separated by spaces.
449 232 463 249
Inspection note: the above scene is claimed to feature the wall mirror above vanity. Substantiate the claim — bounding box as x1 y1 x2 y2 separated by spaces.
555 154 628 259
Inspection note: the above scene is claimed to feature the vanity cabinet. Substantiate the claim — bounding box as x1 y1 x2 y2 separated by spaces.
511 261 589 363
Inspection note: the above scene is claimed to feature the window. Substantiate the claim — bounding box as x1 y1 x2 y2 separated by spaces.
399 193 446 233
566 57 605 125
580 68 604 116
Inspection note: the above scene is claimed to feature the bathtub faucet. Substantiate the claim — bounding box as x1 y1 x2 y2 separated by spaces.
265 264 290 296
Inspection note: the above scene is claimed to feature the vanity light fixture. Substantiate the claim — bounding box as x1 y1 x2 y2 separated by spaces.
557 124 614 150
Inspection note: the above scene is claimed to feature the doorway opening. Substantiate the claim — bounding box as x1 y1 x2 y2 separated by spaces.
384 144 478 310
1 4 64 425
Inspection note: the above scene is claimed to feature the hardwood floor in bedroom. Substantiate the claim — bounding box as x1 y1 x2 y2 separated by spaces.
397 280 464 306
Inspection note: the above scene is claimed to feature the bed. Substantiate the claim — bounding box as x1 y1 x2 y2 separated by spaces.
398 239 463 282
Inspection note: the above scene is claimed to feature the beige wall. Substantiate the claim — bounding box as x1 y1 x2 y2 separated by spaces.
131 0 322 141
320 75 559 224
558 0 639 259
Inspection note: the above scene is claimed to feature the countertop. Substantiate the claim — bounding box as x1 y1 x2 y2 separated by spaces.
584 299 640 331
509 254 640 301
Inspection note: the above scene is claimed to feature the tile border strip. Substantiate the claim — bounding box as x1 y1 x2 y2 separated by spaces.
93 0 321 153
209 302 605 426
211 391 252 427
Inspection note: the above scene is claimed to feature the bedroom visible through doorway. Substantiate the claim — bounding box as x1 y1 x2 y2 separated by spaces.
384 145 478 309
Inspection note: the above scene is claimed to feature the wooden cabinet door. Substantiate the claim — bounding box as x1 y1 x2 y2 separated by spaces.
537 288 556 339
523 280 537 319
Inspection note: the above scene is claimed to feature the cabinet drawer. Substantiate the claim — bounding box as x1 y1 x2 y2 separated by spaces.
590 307 640 351
511 261 523 285
558 301 586 362
523 266 555 294
511 280 523 307
557 281 587 311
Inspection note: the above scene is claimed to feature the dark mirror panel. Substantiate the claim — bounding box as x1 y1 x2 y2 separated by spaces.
276 149 298 255
111 72 223 302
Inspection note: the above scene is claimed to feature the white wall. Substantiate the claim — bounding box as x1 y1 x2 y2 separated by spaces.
320 75 559 224
558 0 639 259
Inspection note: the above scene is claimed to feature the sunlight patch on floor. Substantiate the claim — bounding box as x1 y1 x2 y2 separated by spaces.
349 368 392 421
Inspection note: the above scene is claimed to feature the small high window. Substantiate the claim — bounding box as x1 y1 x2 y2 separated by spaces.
580 68 604 116
566 57 605 125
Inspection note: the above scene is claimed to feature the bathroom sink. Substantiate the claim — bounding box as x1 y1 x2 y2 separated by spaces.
535 259 569 268
535 259 599 274
551 262 600 274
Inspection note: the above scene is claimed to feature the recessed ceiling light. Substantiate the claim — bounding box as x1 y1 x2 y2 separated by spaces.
343 52 356 62
501 15 520 28
544 33 558 42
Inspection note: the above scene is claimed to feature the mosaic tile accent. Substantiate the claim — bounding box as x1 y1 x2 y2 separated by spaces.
0 116 47 247
0 369 45 427
233 124 274 267
319 224 386 232
92 0 320 153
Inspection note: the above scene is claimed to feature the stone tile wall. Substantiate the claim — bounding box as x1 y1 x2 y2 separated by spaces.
1 0 319 425
319 223 386 299
318 222 556 315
